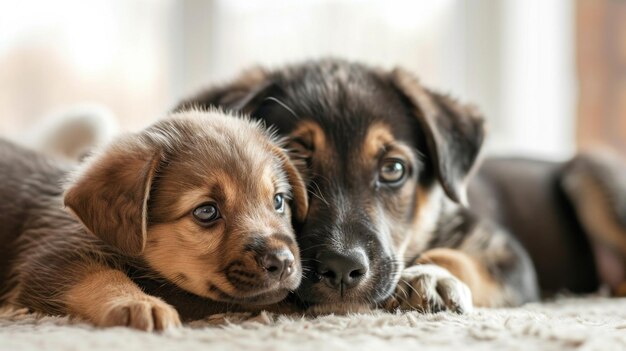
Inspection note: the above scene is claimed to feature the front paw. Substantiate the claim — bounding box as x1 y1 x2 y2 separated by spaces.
99 295 181 331
387 264 473 314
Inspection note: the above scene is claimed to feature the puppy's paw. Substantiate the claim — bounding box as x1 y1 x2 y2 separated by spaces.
99 295 181 331
389 264 473 314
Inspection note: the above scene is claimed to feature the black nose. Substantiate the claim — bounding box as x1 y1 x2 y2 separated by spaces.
317 250 369 290
262 249 295 281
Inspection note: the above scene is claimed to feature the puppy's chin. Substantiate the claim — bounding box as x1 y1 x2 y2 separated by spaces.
238 289 292 306
208 285 292 306
204 273 302 306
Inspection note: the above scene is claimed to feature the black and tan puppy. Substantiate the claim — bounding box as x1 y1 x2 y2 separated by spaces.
179 58 626 313
0 109 307 330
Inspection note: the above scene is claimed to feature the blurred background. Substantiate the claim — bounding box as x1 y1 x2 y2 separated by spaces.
0 0 624 159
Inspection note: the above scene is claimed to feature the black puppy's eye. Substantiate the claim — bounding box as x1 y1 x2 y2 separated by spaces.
192 203 220 225
379 159 407 185
274 194 285 213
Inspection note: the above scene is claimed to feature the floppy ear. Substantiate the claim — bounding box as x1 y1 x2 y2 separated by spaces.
219 79 297 132
391 68 485 205
175 66 272 113
270 145 309 222
175 68 300 131
64 135 161 256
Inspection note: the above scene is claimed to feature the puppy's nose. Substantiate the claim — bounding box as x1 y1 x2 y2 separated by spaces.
317 250 369 290
261 249 295 281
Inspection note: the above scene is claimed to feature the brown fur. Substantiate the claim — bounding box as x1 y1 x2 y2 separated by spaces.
65 265 180 330
0 109 307 330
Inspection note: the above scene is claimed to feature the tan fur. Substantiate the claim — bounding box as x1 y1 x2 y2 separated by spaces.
401 186 444 261
360 122 441 261
65 265 181 331
361 122 395 161
415 248 502 307
561 154 626 293
361 123 411 253
564 172 626 255
289 120 327 159
268 143 309 221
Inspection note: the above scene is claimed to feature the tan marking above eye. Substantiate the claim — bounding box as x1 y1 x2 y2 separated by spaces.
362 122 396 162
362 122 418 183
289 121 326 156
262 165 280 203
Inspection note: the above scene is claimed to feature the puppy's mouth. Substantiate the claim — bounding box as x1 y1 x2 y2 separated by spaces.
204 262 303 305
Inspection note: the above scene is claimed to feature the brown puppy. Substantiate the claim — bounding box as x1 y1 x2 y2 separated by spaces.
0 109 307 330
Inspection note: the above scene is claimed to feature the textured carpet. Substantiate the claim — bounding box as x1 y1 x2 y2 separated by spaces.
1 297 626 351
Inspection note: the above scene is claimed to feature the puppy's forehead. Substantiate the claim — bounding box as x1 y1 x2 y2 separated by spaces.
180 140 279 194
160 151 281 220
159 115 277 178
291 119 409 163
273 61 418 145
152 112 286 193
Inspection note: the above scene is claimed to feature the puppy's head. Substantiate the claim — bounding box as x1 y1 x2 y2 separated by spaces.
179 60 484 312
64 110 307 306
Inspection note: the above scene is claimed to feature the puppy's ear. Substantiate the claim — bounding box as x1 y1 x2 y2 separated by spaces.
175 66 274 113
228 80 297 132
175 67 299 131
391 68 485 205
64 135 160 256
270 145 308 222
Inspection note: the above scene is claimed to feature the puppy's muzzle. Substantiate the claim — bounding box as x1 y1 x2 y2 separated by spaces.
261 249 296 281
225 233 301 296
317 249 369 291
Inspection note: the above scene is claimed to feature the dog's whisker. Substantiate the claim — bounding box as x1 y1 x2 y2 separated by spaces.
263 97 300 121
307 180 330 207
298 244 328 253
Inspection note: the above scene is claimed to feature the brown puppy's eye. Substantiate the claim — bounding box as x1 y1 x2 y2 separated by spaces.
192 203 220 225
379 159 407 185
274 194 285 213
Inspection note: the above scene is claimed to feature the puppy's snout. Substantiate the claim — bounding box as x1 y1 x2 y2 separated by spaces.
262 249 295 281
317 249 369 290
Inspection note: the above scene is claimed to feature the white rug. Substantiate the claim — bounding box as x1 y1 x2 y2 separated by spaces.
1 297 626 351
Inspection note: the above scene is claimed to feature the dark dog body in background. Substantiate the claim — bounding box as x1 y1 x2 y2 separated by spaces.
180 58 626 312
469 158 599 295
472 153 626 296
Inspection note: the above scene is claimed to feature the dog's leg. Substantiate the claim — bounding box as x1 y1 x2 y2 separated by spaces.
561 150 626 295
389 214 539 312
389 249 474 313
64 265 181 331
394 248 503 313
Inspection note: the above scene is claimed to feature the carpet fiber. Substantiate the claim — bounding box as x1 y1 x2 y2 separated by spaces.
1 297 626 351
